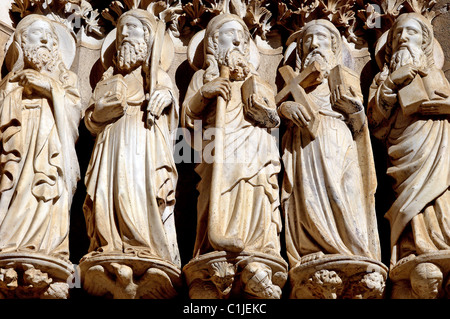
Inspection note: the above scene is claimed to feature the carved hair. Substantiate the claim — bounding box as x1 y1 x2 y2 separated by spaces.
115 9 156 90
203 14 255 83
385 13 434 68
294 20 342 73
11 14 69 84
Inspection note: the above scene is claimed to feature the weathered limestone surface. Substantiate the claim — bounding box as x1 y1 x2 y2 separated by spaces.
0 14 82 299
368 12 450 299
0 0 448 300
278 18 387 299
181 14 287 299
79 9 182 299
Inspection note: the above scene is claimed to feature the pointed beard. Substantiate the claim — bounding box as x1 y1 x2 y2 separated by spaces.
390 45 428 72
116 39 148 72
219 48 250 81
302 49 336 76
23 44 59 73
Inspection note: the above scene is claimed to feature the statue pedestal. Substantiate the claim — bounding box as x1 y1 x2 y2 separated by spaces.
0 252 73 299
79 252 182 299
390 251 450 299
289 254 388 299
183 251 288 299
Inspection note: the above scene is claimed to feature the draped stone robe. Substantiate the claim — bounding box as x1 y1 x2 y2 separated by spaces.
83 66 180 266
0 69 82 261
368 66 450 266
281 79 381 267
181 70 282 258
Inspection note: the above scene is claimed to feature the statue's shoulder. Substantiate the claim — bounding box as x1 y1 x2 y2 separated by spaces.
187 69 206 87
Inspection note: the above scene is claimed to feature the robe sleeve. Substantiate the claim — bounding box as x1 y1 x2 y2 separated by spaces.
367 70 398 141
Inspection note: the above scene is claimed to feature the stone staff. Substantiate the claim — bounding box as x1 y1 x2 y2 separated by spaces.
146 19 165 127
207 64 244 252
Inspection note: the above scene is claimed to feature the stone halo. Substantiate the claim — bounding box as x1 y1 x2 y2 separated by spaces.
186 28 261 72
4 15 76 71
100 26 174 72
374 29 445 70
282 33 356 71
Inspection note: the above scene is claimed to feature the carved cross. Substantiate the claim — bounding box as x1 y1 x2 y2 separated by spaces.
275 61 324 140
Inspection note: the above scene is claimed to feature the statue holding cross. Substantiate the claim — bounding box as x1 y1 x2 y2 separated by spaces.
278 19 386 299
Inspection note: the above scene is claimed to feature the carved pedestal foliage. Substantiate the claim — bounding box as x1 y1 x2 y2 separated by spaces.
0 253 73 299
289 254 388 299
183 251 288 299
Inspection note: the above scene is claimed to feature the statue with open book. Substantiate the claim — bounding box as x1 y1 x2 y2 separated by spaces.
368 12 450 299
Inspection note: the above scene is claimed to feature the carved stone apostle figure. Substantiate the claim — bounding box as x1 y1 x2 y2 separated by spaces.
368 12 450 299
278 19 386 299
181 13 288 299
79 9 181 299
0 14 81 299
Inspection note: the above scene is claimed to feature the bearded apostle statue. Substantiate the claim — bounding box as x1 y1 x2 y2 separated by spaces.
78 9 182 299
181 13 288 299
0 14 82 299
368 12 450 299
278 19 387 299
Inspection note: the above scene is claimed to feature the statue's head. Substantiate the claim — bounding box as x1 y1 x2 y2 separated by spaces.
203 14 253 82
115 9 156 72
294 20 342 76
386 13 434 72
410 263 443 299
13 14 61 73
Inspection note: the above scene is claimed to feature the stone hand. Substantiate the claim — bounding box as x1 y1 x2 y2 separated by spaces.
420 90 450 115
200 77 231 101
279 101 312 128
10 69 52 97
92 90 125 122
147 88 172 117
331 85 363 115
389 64 423 89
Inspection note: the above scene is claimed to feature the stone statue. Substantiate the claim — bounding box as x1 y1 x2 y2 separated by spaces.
181 13 288 299
79 9 182 299
278 19 387 299
0 14 81 299
368 12 450 299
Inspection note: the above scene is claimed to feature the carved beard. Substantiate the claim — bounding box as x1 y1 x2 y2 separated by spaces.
116 38 148 72
302 49 337 76
218 47 250 81
22 44 59 73
390 45 428 72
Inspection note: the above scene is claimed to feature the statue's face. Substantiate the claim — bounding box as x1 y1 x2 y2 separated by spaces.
213 20 250 81
117 15 146 47
392 18 423 54
411 277 441 299
388 17 429 71
302 25 332 57
217 21 246 55
116 15 148 72
24 19 55 51
300 24 337 73
21 19 59 72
